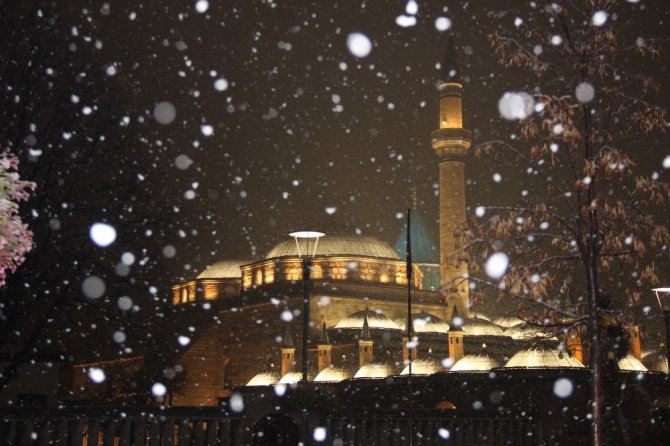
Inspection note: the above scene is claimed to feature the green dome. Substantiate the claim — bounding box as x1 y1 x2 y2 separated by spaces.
394 210 439 264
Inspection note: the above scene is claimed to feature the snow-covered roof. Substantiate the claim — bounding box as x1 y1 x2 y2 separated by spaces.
197 260 248 279
504 346 584 368
451 353 500 372
246 371 279 386
266 235 400 260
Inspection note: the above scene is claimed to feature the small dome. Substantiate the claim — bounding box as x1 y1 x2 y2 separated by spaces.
505 346 584 368
618 354 648 372
470 312 491 321
505 323 554 340
354 363 393 379
197 260 248 279
314 367 351 383
277 372 301 385
642 351 668 374
395 312 449 334
400 359 442 376
451 354 500 372
335 310 401 331
462 316 507 337
266 235 400 260
246 371 279 386
493 315 524 328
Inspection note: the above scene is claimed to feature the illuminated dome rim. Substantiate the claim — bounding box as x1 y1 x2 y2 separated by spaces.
266 235 401 260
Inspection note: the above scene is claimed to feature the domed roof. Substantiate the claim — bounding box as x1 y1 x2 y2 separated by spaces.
197 260 248 279
277 372 301 385
451 353 500 372
462 316 508 337
266 235 400 260
642 351 668 374
395 313 449 334
354 363 394 379
314 367 352 383
246 371 279 386
335 310 402 331
493 315 524 328
618 354 648 372
504 346 584 368
505 323 555 340
401 359 442 376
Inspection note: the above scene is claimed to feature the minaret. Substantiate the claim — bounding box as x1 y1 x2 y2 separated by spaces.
358 315 374 368
431 38 471 318
316 322 332 373
448 306 464 364
281 326 296 377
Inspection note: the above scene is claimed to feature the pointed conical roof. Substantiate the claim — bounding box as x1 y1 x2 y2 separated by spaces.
449 306 463 332
394 208 439 264
281 326 294 349
318 322 330 345
442 36 460 82
360 314 372 341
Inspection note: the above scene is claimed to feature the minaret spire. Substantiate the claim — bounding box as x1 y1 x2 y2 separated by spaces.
280 326 296 376
442 36 460 82
431 38 471 319
316 322 331 373
448 306 464 364
358 315 374 368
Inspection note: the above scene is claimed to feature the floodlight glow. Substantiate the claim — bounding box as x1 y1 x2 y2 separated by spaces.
653 288 670 311
289 231 325 239
289 230 324 258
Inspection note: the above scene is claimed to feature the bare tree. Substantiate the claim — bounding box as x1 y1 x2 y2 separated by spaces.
458 2 669 445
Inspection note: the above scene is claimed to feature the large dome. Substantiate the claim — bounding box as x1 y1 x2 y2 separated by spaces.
505 346 584 368
197 260 248 279
462 316 507 337
266 235 400 260
335 310 401 331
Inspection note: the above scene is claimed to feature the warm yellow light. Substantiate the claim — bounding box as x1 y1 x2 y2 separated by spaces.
653 288 670 311
203 283 219 300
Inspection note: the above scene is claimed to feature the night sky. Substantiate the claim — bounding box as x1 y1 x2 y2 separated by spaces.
39 1 663 278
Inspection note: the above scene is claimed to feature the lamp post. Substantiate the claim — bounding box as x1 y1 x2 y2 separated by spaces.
289 231 325 383
653 287 670 365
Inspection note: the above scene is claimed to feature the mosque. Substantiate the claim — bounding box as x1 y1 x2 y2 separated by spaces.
167 53 666 413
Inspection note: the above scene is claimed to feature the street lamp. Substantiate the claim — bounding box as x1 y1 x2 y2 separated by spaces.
653 287 670 366
289 231 325 383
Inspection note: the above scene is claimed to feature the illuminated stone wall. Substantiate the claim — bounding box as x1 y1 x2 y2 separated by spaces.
240 256 424 291
172 279 240 306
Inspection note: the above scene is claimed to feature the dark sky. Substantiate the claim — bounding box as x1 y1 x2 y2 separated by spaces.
36 0 670 283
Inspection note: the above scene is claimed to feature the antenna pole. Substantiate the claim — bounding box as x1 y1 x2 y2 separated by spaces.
406 208 414 446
